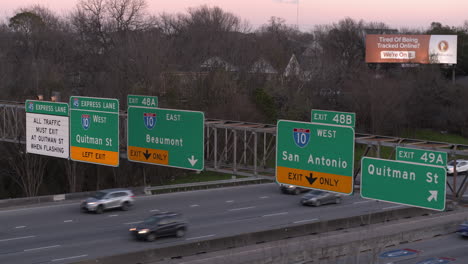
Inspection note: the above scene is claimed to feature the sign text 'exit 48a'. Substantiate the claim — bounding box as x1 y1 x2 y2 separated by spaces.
276 120 355 194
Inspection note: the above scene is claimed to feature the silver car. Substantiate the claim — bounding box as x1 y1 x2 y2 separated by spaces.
81 189 135 214
300 190 341 207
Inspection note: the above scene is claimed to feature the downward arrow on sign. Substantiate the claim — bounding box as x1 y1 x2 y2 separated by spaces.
143 149 151 160
188 155 198 166
305 173 318 185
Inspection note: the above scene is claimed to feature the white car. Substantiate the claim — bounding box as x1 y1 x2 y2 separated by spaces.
446 160 468 175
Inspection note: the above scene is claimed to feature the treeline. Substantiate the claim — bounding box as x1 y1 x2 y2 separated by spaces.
1 0 468 198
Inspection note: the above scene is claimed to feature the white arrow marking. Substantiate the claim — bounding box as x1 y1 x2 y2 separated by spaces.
188 155 198 166
427 190 438 202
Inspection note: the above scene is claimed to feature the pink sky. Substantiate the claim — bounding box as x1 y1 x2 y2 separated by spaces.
1 0 467 30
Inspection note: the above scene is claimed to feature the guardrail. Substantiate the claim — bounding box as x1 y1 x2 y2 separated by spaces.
73 207 468 264
144 176 273 194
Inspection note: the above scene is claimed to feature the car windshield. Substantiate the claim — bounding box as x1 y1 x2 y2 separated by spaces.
307 190 324 196
143 216 162 225
447 160 464 166
92 191 106 199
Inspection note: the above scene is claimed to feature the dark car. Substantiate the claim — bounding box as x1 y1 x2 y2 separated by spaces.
457 221 468 237
129 212 187 242
81 188 134 214
300 190 342 206
279 184 308 195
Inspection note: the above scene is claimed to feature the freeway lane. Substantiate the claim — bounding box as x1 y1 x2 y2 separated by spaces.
0 183 433 264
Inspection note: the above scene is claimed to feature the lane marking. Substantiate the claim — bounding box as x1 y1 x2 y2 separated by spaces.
226 200 234 203
260 196 269 199
64 220 73 223
353 201 371 204
185 234 215 241
108 214 118 217
190 204 200 207
150 209 159 212
124 221 143 225
0 235 35 242
382 205 405 210
52 254 88 262
15 226 26 229
293 218 319 224
24 245 60 252
228 206 255 212
262 212 288 217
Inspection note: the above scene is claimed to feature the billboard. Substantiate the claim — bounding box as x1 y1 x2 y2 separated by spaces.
366 35 457 64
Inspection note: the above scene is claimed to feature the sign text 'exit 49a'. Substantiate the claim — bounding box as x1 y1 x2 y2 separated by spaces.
276 120 355 194
127 107 204 171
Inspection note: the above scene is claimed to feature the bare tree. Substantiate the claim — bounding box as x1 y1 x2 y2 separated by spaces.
107 0 148 32
7 146 48 197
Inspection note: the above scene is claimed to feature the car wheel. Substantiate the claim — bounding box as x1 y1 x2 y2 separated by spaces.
314 201 321 207
121 202 131 211
146 233 156 242
335 198 341 204
294 188 301 195
95 205 104 214
176 228 186 238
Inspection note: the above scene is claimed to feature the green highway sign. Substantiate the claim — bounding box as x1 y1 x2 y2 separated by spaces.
127 107 204 171
311 109 355 128
361 157 446 211
127 95 158 108
396 146 447 167
276 120 355 194
69 96 120 166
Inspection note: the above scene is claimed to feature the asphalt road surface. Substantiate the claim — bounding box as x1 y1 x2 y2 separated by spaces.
0 183 442 264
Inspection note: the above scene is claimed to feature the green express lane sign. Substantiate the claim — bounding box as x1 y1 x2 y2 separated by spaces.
70 96 120 166
361 157 446 211
396 147 447 167
127 107 204 171
276 120 355 194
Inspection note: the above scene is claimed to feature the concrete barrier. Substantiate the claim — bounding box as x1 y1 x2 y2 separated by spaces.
73 207 465 264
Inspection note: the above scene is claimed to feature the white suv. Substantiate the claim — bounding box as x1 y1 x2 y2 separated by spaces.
81 189 135 214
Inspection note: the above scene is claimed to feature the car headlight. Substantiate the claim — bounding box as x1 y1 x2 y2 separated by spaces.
309 198 317 201
138 229 149 234
129 228 136 231
87 202 96 205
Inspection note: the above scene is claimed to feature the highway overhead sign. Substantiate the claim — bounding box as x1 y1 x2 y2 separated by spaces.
127 107 204 171
26 100 69 159
311 109 356 128
361 157 446 211
69 96 119 167
396 146 447 167
276 120 355 194
127 95 158 108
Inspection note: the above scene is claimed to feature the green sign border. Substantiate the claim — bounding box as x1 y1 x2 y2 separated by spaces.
361 157 446 211
275 119 355 195
69 96 120 167
127 106 205 171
